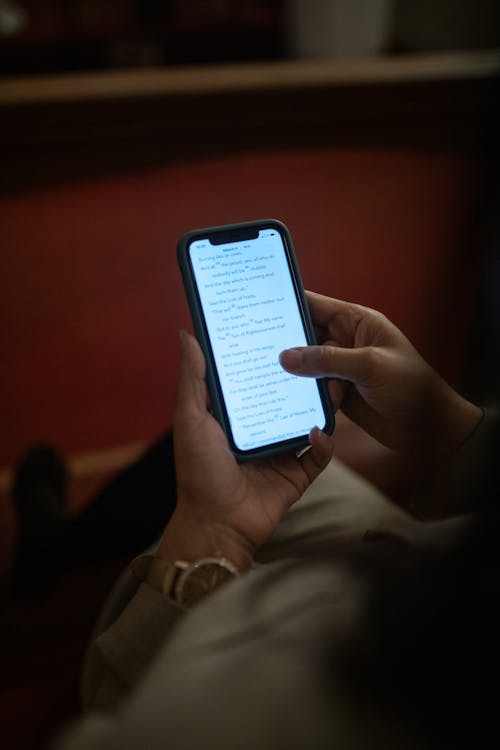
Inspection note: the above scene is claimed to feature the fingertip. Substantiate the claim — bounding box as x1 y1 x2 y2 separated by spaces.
179 328 189 355
309 425 334 462
279 348 303 372
309 424 323 445
178 330 205 378
179 328 194 367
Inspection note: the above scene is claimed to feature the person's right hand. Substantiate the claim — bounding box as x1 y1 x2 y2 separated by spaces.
280 292 482 473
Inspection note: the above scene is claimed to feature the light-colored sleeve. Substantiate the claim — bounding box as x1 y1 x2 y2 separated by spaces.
81 563 185 711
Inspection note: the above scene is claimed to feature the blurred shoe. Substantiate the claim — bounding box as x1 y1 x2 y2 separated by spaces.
11 443 68 600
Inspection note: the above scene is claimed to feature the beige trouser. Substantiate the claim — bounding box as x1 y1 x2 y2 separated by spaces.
257 456 468 562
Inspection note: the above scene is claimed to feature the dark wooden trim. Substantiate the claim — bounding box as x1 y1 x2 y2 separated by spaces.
1 54 499 193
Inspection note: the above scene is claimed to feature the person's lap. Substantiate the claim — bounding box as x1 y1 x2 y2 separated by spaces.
257 455 469 563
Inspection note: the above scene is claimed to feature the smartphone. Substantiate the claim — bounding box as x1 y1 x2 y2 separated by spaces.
177 219 335 460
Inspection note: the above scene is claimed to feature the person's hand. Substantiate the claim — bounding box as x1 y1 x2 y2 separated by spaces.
279 292 482 473
157 330 334 571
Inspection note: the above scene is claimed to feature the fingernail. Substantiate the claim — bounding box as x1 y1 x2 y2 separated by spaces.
309 425 327 446
308 425 319 445
279 348 303 370
180 329 188 340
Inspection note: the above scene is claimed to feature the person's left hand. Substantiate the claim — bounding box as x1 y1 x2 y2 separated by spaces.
157 331 334 571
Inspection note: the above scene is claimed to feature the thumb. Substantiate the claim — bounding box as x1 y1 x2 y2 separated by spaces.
175 330 208 420
279 344 374 385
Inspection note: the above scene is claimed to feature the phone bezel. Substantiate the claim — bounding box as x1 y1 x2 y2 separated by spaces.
177 219 335 460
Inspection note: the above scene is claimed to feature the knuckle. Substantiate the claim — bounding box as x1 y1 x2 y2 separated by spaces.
363 346 385 378
364 305 389 326
315 345 335 374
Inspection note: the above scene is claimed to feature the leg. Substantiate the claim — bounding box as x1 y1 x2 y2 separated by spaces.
65 432 177 567
257 456 468 562
12 432 177 598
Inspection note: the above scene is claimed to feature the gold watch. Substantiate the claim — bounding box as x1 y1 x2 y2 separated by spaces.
133 554 239 608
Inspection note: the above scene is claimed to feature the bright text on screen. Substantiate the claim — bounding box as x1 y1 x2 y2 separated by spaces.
189 229 325 451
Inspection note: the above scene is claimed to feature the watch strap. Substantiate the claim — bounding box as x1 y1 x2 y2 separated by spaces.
147 556 180 595
132 554 239 606
132 555 179 596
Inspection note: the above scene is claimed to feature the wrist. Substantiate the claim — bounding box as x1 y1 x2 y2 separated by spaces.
157 507 254 572
427 384 483 469
408 403 488 520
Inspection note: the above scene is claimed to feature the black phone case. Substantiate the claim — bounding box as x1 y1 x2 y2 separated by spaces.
177 219 335 461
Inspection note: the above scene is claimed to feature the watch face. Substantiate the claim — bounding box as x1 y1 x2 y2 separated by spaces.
175 558 238 607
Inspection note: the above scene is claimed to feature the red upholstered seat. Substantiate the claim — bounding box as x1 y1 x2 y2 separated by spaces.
0 148 480 468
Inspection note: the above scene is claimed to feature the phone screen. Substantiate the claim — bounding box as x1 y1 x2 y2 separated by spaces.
188 228 327 453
